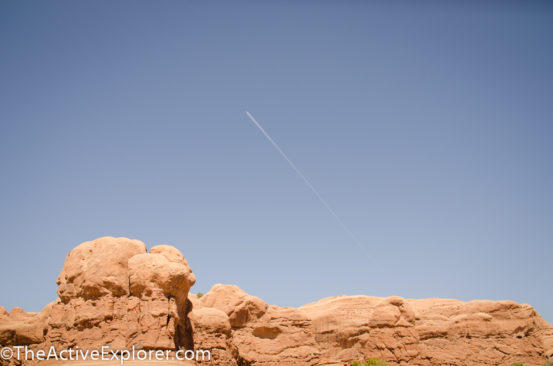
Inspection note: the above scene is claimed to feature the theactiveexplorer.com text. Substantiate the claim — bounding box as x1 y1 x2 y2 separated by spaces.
0 345 211 364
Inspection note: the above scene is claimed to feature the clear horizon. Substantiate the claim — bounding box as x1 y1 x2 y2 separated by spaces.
1 1 552 324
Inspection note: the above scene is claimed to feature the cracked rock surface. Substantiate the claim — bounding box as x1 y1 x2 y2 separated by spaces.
1 237 552 366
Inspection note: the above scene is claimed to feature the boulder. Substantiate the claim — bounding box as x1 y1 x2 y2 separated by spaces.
56 237 147 302
128 253 195 300
201 284 267 328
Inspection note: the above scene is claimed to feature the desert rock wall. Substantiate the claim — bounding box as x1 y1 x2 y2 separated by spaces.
1 237 552 366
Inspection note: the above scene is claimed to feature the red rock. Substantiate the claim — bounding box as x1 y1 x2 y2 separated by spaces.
1 237 552 366
200 284 267 328
57 237 147 302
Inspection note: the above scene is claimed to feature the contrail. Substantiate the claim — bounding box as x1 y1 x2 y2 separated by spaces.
245 111 368 257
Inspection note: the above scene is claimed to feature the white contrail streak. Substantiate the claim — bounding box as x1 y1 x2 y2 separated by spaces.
245 111 368 257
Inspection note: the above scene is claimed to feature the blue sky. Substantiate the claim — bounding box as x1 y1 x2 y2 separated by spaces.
1 1 552 324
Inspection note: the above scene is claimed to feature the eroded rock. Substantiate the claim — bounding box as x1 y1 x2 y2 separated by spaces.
1 237 552 366
57 237 147 302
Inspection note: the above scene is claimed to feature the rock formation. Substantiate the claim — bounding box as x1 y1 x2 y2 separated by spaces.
1 237 552 365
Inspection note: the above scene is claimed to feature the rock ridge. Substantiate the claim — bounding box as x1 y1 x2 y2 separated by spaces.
1 237 552 366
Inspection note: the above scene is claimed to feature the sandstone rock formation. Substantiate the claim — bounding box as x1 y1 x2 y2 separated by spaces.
190 289 553 366
1 237 196 366
1 237 552 366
